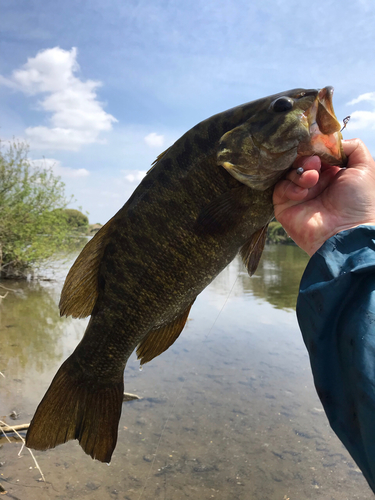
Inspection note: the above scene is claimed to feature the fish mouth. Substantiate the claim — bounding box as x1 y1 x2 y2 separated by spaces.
298 86 347 166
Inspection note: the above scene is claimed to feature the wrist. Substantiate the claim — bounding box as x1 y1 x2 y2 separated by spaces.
308 223 375 257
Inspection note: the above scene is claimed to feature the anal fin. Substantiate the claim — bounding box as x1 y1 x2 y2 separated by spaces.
136 300 195 365
240 225 268 276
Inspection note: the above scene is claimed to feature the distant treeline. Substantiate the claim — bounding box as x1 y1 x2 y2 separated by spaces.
62 209 102 235
266 221 295 245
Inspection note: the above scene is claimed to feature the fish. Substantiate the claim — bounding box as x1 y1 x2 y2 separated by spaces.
25 86 346 462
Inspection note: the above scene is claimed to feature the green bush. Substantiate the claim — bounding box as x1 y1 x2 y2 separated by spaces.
0 141 80 278
63 209 89 233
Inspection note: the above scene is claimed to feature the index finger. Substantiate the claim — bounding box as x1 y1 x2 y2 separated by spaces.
286 155 321 187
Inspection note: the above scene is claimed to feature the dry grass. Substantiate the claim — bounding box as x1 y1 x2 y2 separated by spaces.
0 419 45 482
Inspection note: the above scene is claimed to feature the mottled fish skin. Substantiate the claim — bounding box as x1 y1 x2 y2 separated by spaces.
26 87 346 462
74 154 274 370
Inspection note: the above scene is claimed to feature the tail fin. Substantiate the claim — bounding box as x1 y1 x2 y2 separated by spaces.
25 354 124 463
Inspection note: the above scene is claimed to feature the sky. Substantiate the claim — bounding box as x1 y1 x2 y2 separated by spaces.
1 0 375 224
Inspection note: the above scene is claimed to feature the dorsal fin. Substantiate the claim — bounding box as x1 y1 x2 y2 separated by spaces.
240 225 268 276
136 300 195 365
59 217 116 318
146 147 171 174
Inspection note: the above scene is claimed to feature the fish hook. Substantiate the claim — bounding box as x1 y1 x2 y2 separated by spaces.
340 116 351 132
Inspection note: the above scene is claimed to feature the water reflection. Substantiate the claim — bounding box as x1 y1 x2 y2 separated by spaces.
0 288 88 433
252 245 310 309
1 283 68 375
211 245 310 310
0 251 89 416
0 239 88 379
0 245 307 381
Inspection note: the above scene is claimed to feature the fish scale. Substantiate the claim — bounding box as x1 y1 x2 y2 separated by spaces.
26 86 346 463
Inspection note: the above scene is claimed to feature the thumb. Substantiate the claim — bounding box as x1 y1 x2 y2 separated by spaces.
342 139 374 168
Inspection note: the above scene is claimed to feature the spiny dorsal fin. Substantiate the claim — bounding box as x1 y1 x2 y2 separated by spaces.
240 225 268 277
136 300 195 365
59 217 116 318
146 147 172 174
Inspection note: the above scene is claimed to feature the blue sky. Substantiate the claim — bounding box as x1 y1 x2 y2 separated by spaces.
1 0 375 223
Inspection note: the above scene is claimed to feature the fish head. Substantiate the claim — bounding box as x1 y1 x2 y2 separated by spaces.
218 86 346 190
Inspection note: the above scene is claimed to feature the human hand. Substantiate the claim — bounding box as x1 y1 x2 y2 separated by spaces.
273 139 375 256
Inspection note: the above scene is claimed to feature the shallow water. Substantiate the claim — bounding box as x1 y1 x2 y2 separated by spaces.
0 245 372 499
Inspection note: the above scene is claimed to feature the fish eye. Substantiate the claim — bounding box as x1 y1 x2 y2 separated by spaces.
271 97 294 112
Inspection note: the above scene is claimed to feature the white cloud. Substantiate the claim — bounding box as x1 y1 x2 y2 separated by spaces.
25 126 101 150
1 47 117 151
347 92 375 105
31 158 90 178
123 170 147 183
348 111 375 130
144 132 164 148
347 92 375 130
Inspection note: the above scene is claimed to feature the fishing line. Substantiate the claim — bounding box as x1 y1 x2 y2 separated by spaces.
137 275 240 499
137 217 278 499
137 165 306 500
201 169 303 342
203 270 241 340
137 255 243 500
136 379 185 500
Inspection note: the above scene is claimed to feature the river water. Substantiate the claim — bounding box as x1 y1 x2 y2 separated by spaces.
0 245 372 499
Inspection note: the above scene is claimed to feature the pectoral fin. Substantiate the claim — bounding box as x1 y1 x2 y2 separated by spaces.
59 217 116 318
136 300 195 365
195 186 250 235
240 225 268 276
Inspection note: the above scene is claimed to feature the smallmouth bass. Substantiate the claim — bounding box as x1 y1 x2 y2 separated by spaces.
26 87 346 462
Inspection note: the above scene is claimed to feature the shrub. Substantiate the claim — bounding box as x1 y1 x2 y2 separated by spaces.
0 141 79 278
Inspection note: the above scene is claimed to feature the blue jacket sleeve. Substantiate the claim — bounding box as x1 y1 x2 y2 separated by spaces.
297 225 375 494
